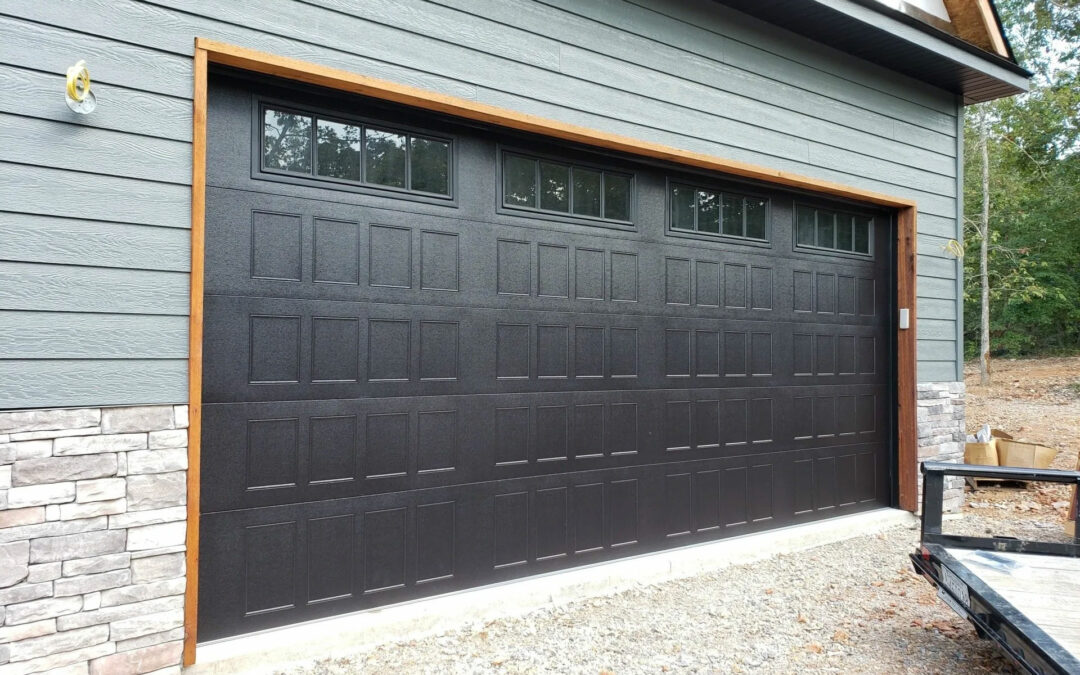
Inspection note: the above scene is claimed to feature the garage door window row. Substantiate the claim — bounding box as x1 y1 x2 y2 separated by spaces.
261 105 452 197
501 151 633 224
669 182 770 242
795 204 873 256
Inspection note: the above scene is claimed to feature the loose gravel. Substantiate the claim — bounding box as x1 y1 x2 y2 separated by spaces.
282 524 1015 674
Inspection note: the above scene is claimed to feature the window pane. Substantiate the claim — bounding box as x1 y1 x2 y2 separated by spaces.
816 211 836 248
671 184 696 230
853 216 872 253
365 128 406 188
316 119 361 181
539 161 570 212
503 154 537 207
796 206 816 246
745 198 767 240
722 194 743 236
572 168 602 217
697 190 720 233
263 108 312 173
410 137 449 195
604 173 631 221
836 215 854 251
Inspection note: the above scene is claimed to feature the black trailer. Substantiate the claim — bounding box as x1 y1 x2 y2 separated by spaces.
911 462 1080 674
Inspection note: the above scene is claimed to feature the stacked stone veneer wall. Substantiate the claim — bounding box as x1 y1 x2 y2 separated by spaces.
916 382 966 513
0 406 187 675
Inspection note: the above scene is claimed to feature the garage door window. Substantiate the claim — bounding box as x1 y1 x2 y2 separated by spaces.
262 105 451 197
502 151 633 224
795 205 872 255
669 183 769 242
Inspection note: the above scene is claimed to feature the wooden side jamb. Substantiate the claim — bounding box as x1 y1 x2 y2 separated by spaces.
942 0 1010 57
183 42 208 668
182 38 923 661
975 0 1009 57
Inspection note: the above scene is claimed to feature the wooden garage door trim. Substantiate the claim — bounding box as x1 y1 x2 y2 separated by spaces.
185 37 918 664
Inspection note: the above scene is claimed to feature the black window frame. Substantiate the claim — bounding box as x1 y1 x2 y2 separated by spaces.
793 202 875 258
254 98 455 202
498 148 636 228
665 179 772 245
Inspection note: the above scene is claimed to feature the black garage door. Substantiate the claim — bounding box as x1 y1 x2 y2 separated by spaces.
199 72 895 641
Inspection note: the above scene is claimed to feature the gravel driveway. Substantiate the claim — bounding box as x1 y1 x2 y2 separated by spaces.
282 522 1015 674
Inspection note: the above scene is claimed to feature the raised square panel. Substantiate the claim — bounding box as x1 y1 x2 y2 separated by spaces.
364 508 406 592
664 401 691 451
537 325 569 378
665 473 692 536
496 324 530 379
792 398 813 439
608 479 638 546
314 218 359 284
575 248 605 300
608 403 638 455
497 239 531 296
723 399 747 446
573 483 604 553
536 487 569 560
369 225 412 288
815 334 836 376
536 405 568 461
837 396 856 436
751 266 773 310
416 501 455 583
610 328 638 378
814 397 836 438
837 335 856 375
538 244 569 298
749 398 772 443
857 278 876 315
695 260 720 307
793 459 814 514
574 404 604 458
611 252 638 302
693 400 720 449
721 467 748 526
856 453 876 502
837 454 857 506
793 333 813 376
418 410 456 472
244 522 296 615
694 470 720 530
312 318 359 383
365 413 409 478
665 257 691 305
250 316 300 383
857 394 876 433
251 211 301 281
420 230 460 291
368 320 410 381
495 407 529 465
247 418 298 489
494 492 528 568
793 271 813 312
837 275 856 314
309 415 356 484
695 331 720 377
858 336 876 374
724 263 747 308
420 321 459 381
575 326 604 378
307 515 354 603
749 464 773 522
815 273 836 314
815 457 837 510
751 332 772 376
723 331 747 377
665 329 691 377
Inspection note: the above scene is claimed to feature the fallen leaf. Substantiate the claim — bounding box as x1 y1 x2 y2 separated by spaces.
832 629 850 643
806 643 824 654
797 614 808 624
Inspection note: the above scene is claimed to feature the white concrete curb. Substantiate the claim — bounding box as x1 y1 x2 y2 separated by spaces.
189 508 917 674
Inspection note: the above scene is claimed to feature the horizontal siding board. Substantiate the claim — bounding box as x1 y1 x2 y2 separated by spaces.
917 232 959 259
917 256 958 281
0 214 191 272
917 275 958 300
0 113 191 185
0 312 188 359
918 298 957 320
918 360 958 383
0 262 189 315
917 318 956 341
918 339 958 361
0 163 190 228
0 359 188 409
0 64 192 142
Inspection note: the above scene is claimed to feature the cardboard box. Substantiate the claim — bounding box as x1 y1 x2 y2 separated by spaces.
964 440 998 466
996 439 1056 469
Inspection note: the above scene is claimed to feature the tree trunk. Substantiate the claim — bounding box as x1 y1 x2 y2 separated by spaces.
979 110 991 385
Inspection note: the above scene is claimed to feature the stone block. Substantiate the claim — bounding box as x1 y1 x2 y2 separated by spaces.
76 478 127 504
126 523 185 552
0 582 52 606
13 455 117 486
115 627 184 654
7 482 75 509
0 641 113 675
46 504 61 521
100 408 175 435
0 516 106 546
0 507 44 528
4 596 83 625
128 546 185 560
126 474 185 511
108 508 185 531
54 570 132 597
56 597 182 632
84 591 102 611
62 553 131 578
130 554 184 584
7 625 109 663
0 619 55 646
10 426 102 443
172 406 188 430
88 640 180 675
0 541 30 587
31 530 127 564
26 562 61 584
108 609 183 642
9 440 53 460
0 409 99 435
0 465 10 488
100 579 185 608
146 432 186 451
60 499 126 521
54 435 146 457
126 450 186 475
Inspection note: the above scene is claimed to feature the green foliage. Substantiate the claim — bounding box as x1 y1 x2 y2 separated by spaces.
962 1 1080 358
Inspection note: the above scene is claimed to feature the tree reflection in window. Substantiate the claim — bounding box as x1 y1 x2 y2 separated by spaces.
502 151 633 223
365 128 407 188
263 109 312 173
316 120 361 181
